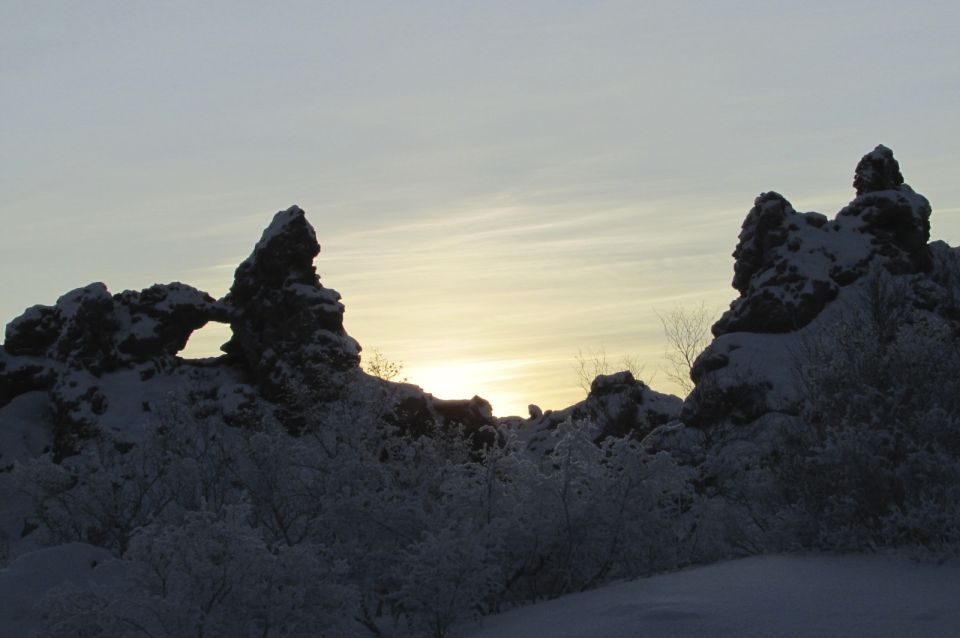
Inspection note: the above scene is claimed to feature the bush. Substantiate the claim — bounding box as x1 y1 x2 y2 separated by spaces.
784 274 960 553
20 384 696 636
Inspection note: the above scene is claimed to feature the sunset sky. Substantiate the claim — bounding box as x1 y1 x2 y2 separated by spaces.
2 1 959 415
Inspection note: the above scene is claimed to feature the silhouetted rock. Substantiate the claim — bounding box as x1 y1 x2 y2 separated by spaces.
587 371 680 439
49 369 106 460
698 146 936 430
713 145 931 338
519 371 682 455
114 283 227 360
715 192 840 335
655 146 957 556
379 385 498 450
0 352 55 407
1 280 229 454
3 305 60 358
853 144 904 195
6 284 119 373
4 282 225 371
837 183 931 274
433 395 498 448
0 205 492 455
222 206 360 400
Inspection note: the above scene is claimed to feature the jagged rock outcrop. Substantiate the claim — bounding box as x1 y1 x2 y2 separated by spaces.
1 281 228 456
586 371 680 439
852 143 904 195
713 145 931 337
4 283 226 370
0 208 359 453
653 146 960 558
516 371 682 455
222 206 360 400
114 284 229 361
688 145 943 430
383 390 498 450
0 206 493 457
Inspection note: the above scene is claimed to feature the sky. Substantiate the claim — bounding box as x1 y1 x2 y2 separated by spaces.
2 1 959 416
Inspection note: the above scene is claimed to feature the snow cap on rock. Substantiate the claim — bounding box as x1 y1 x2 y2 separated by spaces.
853 144 904 195
222 206 360 399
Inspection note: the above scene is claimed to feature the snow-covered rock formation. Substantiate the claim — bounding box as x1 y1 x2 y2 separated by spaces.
685 145 954 429
221 207 360 400
0 206 492 459
512 371 681 456
713 145 931 338
1 146 956 557
641 145 960 557
0 278 232 457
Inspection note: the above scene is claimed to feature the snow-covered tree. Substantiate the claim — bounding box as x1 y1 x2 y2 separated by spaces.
784 274 960 553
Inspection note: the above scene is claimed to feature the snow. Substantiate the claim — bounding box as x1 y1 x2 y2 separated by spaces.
53 283 109 320
288 282 342 303
150 282 215 309
0 391 52 467
462 554 960 638
0 543 117 637
0 392 54 564
3 546 958 638
75 365 245 443
253 205 314 251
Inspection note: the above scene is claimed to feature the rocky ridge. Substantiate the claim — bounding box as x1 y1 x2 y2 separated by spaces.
0 206 494 458
683 145 955 429
2 147 957 536
512 371 682 456
637 146 960 556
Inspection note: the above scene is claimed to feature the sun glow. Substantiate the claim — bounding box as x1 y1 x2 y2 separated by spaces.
407 361 497 401
177 322 232 359
404 359 538 417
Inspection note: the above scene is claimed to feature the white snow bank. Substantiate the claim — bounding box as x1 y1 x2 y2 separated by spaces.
462 554 960 638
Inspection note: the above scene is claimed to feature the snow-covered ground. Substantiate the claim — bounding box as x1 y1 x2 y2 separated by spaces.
2 546 958 636
462 554 960 638
0 543 116 637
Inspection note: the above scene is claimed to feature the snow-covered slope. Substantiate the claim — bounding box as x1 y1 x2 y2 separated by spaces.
4 547 957 638
0 543 117 637
462 554 960 638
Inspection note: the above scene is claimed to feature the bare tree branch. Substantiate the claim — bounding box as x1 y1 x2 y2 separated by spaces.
655 302 714 395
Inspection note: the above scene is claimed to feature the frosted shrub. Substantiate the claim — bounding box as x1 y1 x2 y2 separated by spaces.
22 378 697 634
594 437 692 577
14 408 244 555
237 424 330 546
126 508 361 637
787 279 960 553
15 439 175 554
38 508 361 638
389 525 503 638
492 421 692 601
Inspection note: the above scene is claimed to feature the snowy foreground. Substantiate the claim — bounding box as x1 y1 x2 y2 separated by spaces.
0 532 958 637
461 554 960 638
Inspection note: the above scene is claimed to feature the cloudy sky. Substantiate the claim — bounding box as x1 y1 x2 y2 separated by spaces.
2 1 959 415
